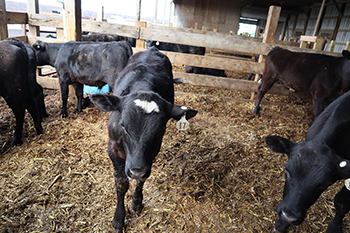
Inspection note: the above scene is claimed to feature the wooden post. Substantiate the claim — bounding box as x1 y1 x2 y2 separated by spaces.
97 6 104 22
313 0 326 36
27 0 39 37
0 0 8 40
251 5 281 100
135 0 141 26
255 26 261 38
64 0 82 42
136 21 147 48
194 22 198 30
63 0 81 102
300 41 308 48
328 40 336 52
154 0 158 24
281 15 290 39
56 28 64 39
345 41 350 51
312 37 324 50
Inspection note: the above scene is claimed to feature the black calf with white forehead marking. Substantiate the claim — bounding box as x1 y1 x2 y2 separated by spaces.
32 40 132 117
90 47 197 232
266 90 350 233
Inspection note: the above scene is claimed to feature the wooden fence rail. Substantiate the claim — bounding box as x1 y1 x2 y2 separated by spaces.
2 11 343 99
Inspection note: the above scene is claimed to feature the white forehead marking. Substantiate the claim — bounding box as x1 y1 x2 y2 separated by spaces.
181 106 188 110
134 99 160 114
340 161 347 168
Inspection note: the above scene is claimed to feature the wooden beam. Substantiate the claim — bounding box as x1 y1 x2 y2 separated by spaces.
28 13 63 28
27 13 341 57
300 35 321 42
252 5 281 99
140 27 272 55
263 6 281 44
157 49 264 74
27 0 39 37
328 40 336 52
5 11 27 24
37 76 60 90
82 20 139 38
0 0 8 40
135 0 141 26
281 15 290 38
172 72 312 99
136 21 147 48
97 6 104 22
331 2 345 40
313 0 326 36
64 0 82 41
302 9 311 36
28 36 65 44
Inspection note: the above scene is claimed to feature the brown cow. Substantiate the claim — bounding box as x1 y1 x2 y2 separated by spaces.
254 47 350 116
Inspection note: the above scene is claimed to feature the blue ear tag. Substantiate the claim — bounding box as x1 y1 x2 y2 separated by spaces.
176 113 189 131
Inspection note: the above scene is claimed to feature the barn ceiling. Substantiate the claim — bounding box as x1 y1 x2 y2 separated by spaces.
239 0 336 21
241 0 326 13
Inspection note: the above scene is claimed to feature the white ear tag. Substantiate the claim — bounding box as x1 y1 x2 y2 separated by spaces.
176 114 189 131
345 179 350 191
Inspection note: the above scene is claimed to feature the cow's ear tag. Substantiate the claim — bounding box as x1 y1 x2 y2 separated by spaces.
176 114 189 131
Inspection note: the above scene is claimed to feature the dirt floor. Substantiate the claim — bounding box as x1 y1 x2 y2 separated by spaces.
0 72 350 232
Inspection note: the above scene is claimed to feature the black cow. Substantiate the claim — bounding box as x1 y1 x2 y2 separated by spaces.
0 39 45 145
32 40 133 117
254 47 350 116
82 33 136 47
24 43 48 119
146 41 227 77
90 47 197 232
265 90 350 233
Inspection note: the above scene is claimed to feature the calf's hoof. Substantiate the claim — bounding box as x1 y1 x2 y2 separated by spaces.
60 113 68 118
35 127 43 135
271 228 283 233
11 137 22 146
112 219 125 233
253 107 260 115
114 227 124 233
132 199 143 216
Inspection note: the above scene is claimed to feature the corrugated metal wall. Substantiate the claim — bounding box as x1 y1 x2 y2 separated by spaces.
284 2 350 53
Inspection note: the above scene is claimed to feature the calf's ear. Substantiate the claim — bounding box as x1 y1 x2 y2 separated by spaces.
342 50 350 59
265 135 295 155
336 158 350 179
169 104 197 121
90 94 123 112
33 40 44 51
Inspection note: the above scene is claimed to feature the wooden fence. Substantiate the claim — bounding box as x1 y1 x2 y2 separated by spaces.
2 10 345 99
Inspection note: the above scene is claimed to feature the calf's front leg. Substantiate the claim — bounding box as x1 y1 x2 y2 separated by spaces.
109 151 129 232
132 179 145 216
75 82 84 112
59 79 69 117
326 187 350 233
112 172 129 232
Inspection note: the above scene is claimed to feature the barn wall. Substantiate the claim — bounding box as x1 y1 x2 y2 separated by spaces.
173 0 245 33
282 2 350 53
